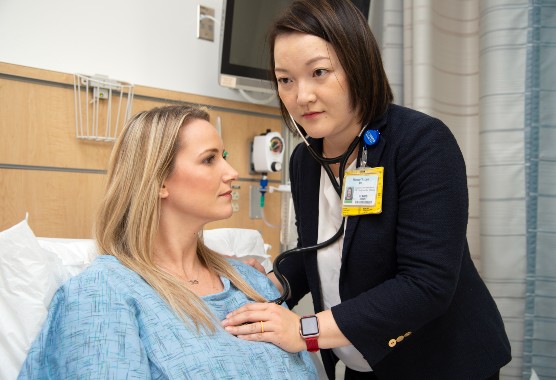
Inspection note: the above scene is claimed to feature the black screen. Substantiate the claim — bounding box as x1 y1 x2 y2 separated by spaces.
220 0 371 89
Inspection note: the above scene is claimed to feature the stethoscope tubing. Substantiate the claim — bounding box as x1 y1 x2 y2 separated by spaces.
271 219 345 304
269 116 366 304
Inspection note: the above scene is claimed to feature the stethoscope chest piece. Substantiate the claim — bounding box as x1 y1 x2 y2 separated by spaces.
363 129 380 146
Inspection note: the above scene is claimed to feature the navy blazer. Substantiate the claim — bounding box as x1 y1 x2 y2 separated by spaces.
281 104 511 379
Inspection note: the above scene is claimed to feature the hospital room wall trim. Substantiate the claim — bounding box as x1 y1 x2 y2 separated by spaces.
0 163 280 186
0 163 107 175
0 68 282 120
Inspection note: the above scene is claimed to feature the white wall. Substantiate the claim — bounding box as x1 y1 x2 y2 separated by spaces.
0 0 262 104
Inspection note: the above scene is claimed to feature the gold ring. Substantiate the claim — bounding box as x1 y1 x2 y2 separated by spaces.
260 321 264 333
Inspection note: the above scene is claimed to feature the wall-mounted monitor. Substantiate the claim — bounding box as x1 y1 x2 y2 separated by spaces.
219 0 292 94
219 0 371 94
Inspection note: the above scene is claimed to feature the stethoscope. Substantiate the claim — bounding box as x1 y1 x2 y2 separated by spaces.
269 113 383 305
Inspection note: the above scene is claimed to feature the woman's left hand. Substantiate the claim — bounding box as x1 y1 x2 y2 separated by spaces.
221 302 305 352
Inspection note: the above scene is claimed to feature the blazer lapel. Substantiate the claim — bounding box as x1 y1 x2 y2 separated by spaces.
341 128 388 272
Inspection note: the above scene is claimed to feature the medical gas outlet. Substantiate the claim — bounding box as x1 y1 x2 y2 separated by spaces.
251 131 285 173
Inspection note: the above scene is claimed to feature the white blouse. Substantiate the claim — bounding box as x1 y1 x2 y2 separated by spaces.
317 162 372 372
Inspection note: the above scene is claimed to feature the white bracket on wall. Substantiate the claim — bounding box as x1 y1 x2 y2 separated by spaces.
73 73 134 142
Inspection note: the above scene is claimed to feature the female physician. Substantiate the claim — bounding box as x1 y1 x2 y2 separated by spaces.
221 0 512 379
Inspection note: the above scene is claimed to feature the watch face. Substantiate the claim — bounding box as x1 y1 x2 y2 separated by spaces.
300 316 319 336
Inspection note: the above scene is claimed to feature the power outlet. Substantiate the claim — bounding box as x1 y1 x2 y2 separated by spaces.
197 5 215 41
232 202 240 213
231 190 240 200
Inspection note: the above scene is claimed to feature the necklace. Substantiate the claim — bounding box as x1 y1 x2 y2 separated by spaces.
184 263 201 286
157 261 202 286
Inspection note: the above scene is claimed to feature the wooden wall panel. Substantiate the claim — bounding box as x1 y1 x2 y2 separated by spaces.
0 169 106 238
0 74 114 169
0 63 285 259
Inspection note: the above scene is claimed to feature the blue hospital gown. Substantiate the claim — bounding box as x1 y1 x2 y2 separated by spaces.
18 255 317 379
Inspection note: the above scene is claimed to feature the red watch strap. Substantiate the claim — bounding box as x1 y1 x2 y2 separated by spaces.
305 336 319 352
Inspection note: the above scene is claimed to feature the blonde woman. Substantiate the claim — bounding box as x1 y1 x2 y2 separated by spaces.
18 105 317 379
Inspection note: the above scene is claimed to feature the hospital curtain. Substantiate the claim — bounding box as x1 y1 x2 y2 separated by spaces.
521 2 556 378
372 0 483 267
370 0 556 379
478 1 556 378
479 1 529 378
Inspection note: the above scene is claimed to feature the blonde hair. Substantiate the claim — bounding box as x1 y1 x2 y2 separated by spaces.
95 104 266 332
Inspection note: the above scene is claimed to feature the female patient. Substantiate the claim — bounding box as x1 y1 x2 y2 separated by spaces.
18 105 317 379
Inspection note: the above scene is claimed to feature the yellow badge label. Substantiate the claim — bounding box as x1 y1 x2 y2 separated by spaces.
341 167 383 216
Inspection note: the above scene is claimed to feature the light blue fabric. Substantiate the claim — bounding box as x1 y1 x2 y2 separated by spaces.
18 255 317 379
523 2 556 378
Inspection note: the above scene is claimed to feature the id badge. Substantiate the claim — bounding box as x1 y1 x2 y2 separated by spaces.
341 167 383 216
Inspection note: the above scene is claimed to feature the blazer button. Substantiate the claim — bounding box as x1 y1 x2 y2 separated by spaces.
388 339 396 348
396 335 404 343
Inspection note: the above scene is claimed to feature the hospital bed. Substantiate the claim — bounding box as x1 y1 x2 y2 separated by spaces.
0 218 272 380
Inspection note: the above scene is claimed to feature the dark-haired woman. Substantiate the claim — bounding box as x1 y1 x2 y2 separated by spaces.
222 1 511 379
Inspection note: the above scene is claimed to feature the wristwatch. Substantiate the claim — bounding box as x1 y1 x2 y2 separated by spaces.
299 315 320 352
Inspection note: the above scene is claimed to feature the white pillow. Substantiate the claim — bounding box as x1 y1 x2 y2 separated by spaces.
203 228 272 272
36 229 272 274
0 219 66 380
36 237 98 277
